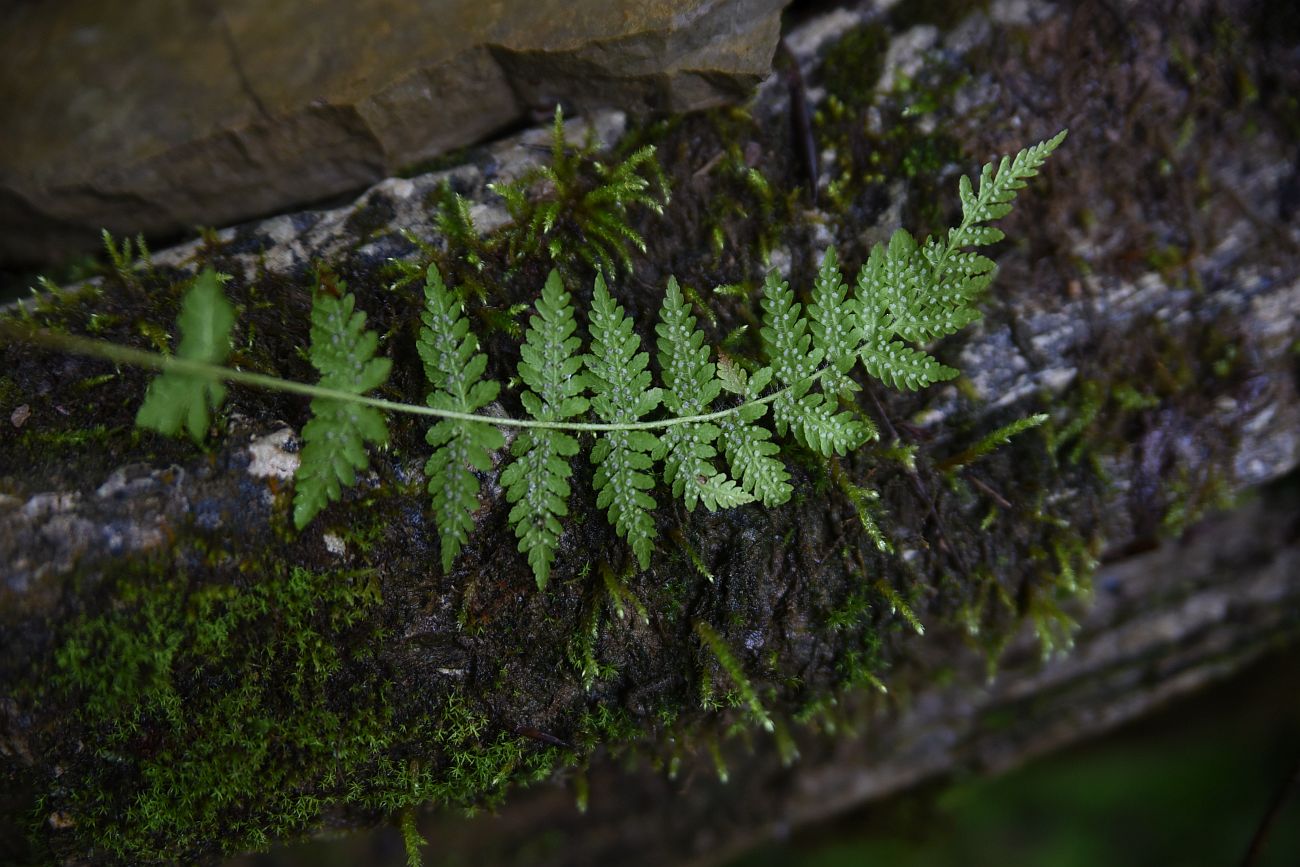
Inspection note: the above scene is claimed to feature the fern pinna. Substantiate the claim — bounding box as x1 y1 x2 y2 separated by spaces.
499 271 589 586
292 276 393 529
418 266 505 570
124 132 1065 587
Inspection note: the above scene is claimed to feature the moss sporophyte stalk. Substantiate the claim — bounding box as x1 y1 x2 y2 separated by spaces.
8 118 1071 866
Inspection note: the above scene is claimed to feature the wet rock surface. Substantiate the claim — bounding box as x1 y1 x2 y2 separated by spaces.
0 0 786 265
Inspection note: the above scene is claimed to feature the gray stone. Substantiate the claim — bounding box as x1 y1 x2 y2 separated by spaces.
0 0 787 264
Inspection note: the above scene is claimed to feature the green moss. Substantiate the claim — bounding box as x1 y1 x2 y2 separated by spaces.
38 560 562 863
1050 318 1245 539
0 373 22 408
818 24 891 108
18 423 120 451
45 564 387 861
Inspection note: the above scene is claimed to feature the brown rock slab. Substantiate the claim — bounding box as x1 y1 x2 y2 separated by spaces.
0 0 786 264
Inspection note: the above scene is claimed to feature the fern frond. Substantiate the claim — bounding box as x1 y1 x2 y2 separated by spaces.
585 273 662 568
418 265 505 570
500 270 588 587
654 278 752 511
292 283 392 529
136 269 235 443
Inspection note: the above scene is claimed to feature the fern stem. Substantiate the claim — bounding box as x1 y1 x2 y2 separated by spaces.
6 323 814 434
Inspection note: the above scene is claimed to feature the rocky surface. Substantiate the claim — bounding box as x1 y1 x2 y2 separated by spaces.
2 0 1299 864
0 0 786 265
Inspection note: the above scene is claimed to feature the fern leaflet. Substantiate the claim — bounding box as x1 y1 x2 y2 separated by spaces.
761 270 871 456
136 268 236 443
585 273 662 567
807 247 860 395
500 270 588 587
715 361 792 506
855 233 961 390
654 278 752 511
292 281 393 529
418 265 505 570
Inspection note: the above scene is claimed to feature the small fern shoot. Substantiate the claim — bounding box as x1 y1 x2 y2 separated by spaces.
500 270 588 587
136 268 235 443
292 278 393 529
491 106 668 276
585 273 662 568
418 265 505 569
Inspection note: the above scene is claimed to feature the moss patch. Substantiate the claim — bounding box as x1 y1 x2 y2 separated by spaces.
37 561 559 864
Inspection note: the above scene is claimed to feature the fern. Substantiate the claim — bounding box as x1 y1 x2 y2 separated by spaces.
136 268 235 443
292 279 393 529
40 130 1066 586
499 270 588 587
418 265 505 569
584 273 662 568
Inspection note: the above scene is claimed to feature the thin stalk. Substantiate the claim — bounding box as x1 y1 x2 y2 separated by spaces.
3 323 825 434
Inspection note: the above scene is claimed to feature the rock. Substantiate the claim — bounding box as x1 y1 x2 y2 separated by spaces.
0 0 787 265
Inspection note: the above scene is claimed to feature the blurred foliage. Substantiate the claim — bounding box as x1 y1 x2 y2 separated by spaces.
733 648 1300 867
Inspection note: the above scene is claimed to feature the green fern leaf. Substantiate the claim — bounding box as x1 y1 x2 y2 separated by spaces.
759 270 820 435
585 273 662 568
715 362 792 506
654 278 752 511
860 336 956 391
292 284 392 529
951 130 1068 248
136 268 236 443
807 247 860 395
854 236 960 391
761 270 872 455
500 270 588 587
418 265 505 570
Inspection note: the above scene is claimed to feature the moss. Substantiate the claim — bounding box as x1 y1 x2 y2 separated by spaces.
43 563 386 861
818 23 891 108
0 373 22 408
18 423 119 451
36 558 562 864
1050 317 1246 540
